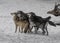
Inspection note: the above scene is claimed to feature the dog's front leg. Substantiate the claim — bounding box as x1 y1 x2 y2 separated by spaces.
21 27 23 33
19 27 20 32
15 25 18 33
34 27 38 34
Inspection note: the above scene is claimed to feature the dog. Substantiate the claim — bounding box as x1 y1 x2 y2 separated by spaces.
11 12 30 33
47 2 60 16
27 12 56 35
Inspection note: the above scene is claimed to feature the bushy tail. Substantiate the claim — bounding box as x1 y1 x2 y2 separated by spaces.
45 16 51 22
48 21 56 27
55 23 60 25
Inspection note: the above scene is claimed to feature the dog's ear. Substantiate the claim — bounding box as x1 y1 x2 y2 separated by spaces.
10 12 17 16
11 13 14 15
17 11 24 14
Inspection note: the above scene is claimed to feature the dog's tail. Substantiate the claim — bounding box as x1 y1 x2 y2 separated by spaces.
55 23 60 25
44 16 56 27
45 16 51 21
48 21 56 27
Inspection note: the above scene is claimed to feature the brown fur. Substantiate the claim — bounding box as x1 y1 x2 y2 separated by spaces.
47 2 60 16
11 12 30 33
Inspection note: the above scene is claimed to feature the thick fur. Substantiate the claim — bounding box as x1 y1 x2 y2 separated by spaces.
48 21 56 26
55 23 60 25
27 12 56 35
17 11 29 22
11 12 30 33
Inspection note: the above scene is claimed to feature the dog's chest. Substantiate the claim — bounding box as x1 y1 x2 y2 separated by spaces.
29 19 35 26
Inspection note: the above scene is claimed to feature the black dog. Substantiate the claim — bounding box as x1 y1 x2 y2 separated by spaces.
27 12 56 35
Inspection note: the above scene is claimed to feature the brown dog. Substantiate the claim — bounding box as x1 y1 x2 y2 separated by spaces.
11 12 30 33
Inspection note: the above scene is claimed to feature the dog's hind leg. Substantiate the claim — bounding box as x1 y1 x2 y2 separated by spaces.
45 26 48 36
45 22 49 35
42 24 46 35
42 29 45 35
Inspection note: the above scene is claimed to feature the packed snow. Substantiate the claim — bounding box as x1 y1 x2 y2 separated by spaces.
0 0 60 43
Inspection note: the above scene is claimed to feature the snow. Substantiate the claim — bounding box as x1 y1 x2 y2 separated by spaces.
0 0 60 43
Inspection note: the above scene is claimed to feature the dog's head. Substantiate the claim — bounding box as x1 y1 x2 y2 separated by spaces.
27 12 36 18
11 11 24 20
16 11 29 21
17 11 26 18
17 11 24 14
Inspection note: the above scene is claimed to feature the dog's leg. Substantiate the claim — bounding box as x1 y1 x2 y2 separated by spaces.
19 27 20 32
27 26 31 33
45 22 48 35
34 27 38 34
42 29 45 35
45 26 48 35
24 28 27 33
42 24 46 35
27 25 33 33
21 27 23 33
36 27 39 31
29 26 33 33
24 24 29 33
15 25 18 33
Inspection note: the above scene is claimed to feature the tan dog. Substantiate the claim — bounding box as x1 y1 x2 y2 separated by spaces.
11 12 30 33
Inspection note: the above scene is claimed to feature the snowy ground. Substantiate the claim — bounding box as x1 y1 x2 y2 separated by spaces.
0 0 60 43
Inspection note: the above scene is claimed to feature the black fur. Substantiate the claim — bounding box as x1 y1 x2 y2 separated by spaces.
55 23 60 25
48 21 56 27
17 11 29 22
28 12 56 35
